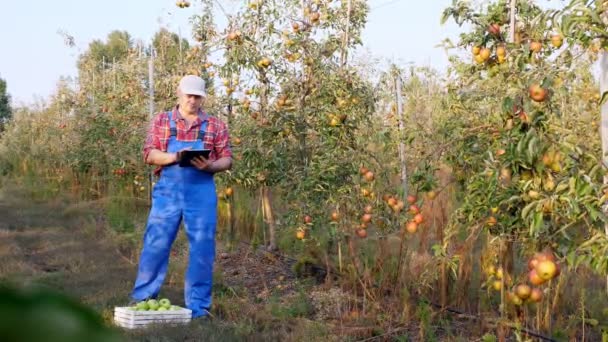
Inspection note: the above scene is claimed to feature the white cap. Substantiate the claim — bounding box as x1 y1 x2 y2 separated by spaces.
178 75 206 96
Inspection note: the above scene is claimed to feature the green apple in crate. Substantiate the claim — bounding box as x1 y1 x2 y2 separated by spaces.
147 299 160 310
136 301 149 311
159 298 171 309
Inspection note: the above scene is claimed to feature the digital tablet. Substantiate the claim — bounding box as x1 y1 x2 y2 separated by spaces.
178 149 211 167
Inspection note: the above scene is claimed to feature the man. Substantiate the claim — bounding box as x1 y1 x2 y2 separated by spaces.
130 75 232 318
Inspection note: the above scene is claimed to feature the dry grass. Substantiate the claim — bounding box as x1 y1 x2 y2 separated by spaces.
2 177 605 341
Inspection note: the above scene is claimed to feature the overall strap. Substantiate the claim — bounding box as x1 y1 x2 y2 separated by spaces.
168 111 177 136
198 120 208 142
168 110 208 143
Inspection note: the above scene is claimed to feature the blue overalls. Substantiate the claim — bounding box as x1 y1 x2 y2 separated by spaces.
131 111 217 318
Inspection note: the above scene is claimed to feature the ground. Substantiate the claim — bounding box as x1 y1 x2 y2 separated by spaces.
0 183 510 341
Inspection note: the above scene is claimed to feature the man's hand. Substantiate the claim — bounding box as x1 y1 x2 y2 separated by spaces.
146 147 190 166
191 156 232 173
174 147 193 164
191 155 214 171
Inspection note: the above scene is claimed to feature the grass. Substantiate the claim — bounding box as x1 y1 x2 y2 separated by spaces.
0 182 338 341
2 175 608 341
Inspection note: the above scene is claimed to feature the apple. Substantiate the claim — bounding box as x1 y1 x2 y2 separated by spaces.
409 205 420 215
492 280 502 291
536 260 558 280
170 305 181 310
405 221 418 234
426 191 437 200
227 32 239 41
488 23 501 36
359 166 369 175
486 216 497 226
551 34 563 48
388 197 397 207
485 265 496 276
147 299 160 310
529 288 543 303
529 269 546 286
479 48 491 61
509 292 523 306
495 267 504 280
529 84 548 102
496 45 506 57
499 168 512 182
157 307 168 311
530 41 542 53
356 228 367 238
224 187 234 197
364 171 375 182
528 257 539 271
472 46 481 55
413 213 424 224
361 214 372 223
136 302 149 311
296 230 305 240
515 284 532 300
537 250 556 262
393 201 405 213
304 215 312 224
406 195 417 204
331 211 339 221
257 57 272 68
159 298 171 309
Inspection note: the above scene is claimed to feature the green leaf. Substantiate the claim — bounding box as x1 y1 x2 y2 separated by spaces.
555 182 569 193
522 201 537 219
585 318 599 326
502 97 513 114
531 212 544 236
440 9 451 25
600 91 608 106
569 177 577 194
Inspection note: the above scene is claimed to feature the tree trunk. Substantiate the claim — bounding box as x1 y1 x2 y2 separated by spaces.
395 71 408 197
262 186 277 251
147 55 155 205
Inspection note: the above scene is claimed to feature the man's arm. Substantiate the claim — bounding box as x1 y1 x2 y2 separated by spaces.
208 156 232 173
190 155 232 173
145 149 179 166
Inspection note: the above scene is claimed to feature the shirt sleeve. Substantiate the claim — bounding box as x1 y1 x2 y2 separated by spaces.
142 113 164 162
214 119 233 159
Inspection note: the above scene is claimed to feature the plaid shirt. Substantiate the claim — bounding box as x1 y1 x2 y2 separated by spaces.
143 106 232 175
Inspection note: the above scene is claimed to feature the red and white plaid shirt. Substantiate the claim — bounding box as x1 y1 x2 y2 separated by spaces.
143 106 232 175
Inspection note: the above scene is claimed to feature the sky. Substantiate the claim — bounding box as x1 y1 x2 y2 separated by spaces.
0 0 561 106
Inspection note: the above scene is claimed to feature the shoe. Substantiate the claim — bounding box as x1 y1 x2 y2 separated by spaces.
127 296 156 306
192 309 213 320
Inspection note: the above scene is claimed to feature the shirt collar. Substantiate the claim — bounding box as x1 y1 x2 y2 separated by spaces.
173 105 208 124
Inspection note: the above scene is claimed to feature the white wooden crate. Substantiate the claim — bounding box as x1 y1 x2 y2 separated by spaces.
114 306 192 329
